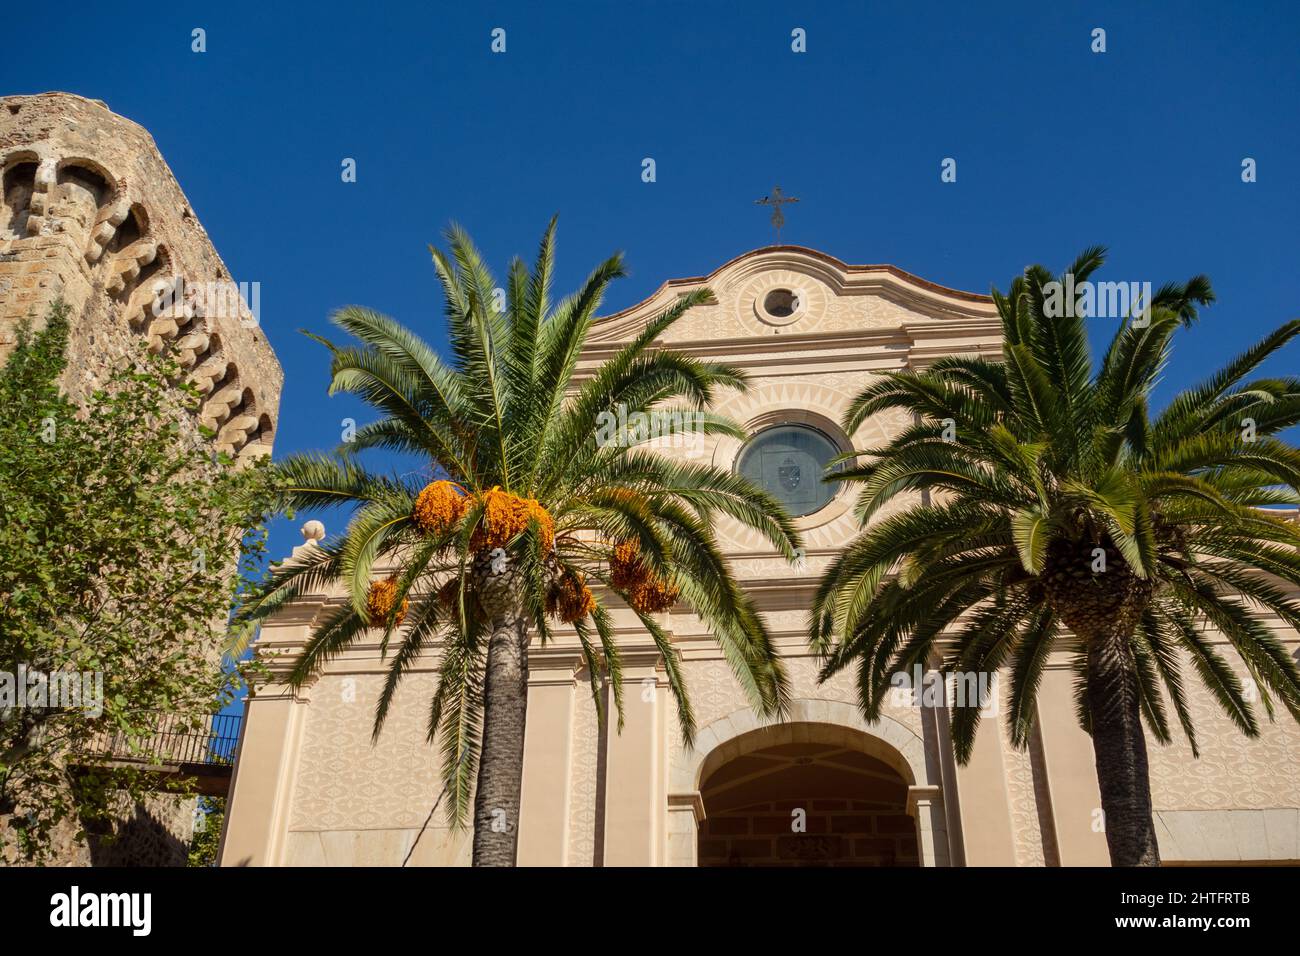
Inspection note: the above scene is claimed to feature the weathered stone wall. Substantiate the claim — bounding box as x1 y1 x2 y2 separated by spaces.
2 793 196 867
0 92 282 865
0 91 281 460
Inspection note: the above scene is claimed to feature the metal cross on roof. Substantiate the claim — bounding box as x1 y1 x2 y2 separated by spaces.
755 186 799 240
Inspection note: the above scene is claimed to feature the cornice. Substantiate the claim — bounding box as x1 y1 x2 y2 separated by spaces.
578 318 1003 369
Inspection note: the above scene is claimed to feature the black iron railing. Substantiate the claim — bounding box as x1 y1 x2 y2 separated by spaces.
74 712 242 767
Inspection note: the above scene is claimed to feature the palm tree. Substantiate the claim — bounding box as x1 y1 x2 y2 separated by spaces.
811 247 1300 866
238 220 801 866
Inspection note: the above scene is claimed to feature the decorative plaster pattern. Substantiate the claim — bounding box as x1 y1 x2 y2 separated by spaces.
998 691 1048 867
289 673 444 831
1146 652 1300 811
566 682 602 866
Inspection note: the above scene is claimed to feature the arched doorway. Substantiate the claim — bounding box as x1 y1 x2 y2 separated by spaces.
666 700 953 867
697 735 917 867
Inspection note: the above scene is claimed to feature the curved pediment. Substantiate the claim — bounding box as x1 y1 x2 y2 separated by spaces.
588 245 998 346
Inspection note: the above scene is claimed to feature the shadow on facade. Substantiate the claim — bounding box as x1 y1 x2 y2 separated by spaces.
84 797 191 867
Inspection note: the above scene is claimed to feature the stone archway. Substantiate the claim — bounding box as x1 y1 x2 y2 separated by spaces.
697 734 917 866
666 700 952 867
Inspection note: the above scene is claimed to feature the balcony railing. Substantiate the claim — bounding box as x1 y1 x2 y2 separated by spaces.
73 711 242 769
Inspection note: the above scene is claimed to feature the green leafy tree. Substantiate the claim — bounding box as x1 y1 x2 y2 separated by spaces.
238 221 802 866
187 795 225 867
0 303 275 862
811 249 1300 866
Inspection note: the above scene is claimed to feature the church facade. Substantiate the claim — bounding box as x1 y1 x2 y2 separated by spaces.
220 248 1300 867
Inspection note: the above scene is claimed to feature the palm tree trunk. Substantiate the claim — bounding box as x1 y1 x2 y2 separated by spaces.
470 548 528 867
1085 625 1160 866
471 616 528 866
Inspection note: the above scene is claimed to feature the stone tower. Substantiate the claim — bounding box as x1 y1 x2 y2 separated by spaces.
0 91 281 459
0 92 282 865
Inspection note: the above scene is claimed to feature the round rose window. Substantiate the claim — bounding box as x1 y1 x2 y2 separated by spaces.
736 423 841 517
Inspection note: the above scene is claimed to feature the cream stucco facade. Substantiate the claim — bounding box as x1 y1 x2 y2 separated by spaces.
219 248 1300 867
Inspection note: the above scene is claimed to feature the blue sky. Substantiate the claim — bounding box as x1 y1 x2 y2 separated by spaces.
8 0 1299 699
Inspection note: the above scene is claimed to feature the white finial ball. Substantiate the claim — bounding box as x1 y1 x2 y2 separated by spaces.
301 520 325 542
